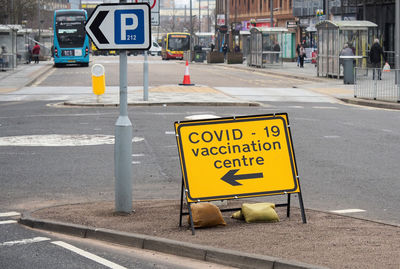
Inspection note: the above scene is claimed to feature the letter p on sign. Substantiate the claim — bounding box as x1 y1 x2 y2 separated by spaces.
115 9 145 44
120 13 138 40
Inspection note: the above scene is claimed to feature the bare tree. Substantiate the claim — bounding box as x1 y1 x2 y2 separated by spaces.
0 0 37 25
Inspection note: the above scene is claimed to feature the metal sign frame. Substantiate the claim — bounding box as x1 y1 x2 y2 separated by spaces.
85 3 151 50
175 113 306 234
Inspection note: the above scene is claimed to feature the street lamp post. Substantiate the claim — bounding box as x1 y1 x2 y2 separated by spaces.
270 0 273 27
198 0 201 32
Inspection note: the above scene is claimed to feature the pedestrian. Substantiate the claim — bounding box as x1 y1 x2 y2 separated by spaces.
340 43 354 64
210 43 215 52
296 43 301 67
234 45 240 53
340 43 354 57
26 44 32 64
1 44 8 71
273 42 280 63
32 42 40 64
222 43 228 59
369 38 386 80
299 45 305 68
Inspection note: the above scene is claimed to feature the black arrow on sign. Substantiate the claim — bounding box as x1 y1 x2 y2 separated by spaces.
90 10 109 44
221 169 263 186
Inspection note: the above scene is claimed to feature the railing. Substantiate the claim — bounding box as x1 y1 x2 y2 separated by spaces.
354 67 400 102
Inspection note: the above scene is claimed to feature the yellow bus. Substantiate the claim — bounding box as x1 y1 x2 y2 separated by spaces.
161 33 190 60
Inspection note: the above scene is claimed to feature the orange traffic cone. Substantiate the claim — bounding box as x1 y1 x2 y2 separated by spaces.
179 60 194 86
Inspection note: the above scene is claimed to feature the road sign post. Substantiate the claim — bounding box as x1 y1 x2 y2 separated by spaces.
175 113 306 234
86 2 151 213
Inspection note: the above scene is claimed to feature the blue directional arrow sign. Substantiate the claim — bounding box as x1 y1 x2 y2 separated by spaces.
85 3 151 50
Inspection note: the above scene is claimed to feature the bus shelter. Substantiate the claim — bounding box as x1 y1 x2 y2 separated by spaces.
316 20 377 78
0 25 22 70
247 27 288 68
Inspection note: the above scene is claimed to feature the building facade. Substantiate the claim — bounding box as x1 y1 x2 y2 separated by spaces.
214 0 396 59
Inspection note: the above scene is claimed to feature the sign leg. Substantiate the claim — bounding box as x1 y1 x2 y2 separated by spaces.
298 192 307 223
287 193 291 218
187 202 196 235
179 179 184 227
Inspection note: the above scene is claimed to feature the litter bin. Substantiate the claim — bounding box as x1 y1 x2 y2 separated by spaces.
341 56 363 84
194 51 205 62
341 56 354 84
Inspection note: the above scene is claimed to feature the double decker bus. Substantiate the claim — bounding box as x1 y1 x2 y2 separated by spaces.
161 33 190 60
53 9 90 67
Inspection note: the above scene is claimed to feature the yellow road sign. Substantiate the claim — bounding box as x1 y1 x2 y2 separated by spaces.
175 113 300 202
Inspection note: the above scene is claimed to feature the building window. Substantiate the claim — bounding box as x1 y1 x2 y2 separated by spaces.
280 0 282 8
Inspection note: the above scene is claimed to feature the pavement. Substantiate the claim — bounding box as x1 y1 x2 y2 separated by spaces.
2 59 400 269
1 58 400 109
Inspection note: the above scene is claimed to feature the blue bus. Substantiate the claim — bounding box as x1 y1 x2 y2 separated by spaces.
53 9 89 67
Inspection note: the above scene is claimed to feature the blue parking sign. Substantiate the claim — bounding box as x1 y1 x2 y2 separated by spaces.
85 3 151 50
115 9 145 45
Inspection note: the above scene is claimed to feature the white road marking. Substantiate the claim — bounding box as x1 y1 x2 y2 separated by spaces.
330 209 366 214
132 154 145 157
184 114 220 120
0 237 50 247
0 135 144 147
0 220 17 225
324 135 341 138
312 106 338 109
31 69 56 87
0 211 20 217
132 161 141 164
287 106 304 109
51 241 127 269
165 131 175 135
215 87 336 103
381 129 393 133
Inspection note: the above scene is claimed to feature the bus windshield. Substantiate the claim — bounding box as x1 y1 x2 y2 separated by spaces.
55 13 86 48
168 35 190 51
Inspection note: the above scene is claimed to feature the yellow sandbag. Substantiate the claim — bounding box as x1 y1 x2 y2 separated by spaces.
188 203 226 228
241 203 279 223
231 210 244 220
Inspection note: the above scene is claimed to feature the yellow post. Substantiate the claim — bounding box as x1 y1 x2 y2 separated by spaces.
91 64 106 102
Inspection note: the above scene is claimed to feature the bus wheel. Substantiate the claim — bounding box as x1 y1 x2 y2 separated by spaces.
54 63 62 67
81 63 89 67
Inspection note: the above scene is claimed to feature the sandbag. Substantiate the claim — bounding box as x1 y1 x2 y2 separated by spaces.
231 210 244 220
188 202 226 228
241 203 279 223
232 203 276 220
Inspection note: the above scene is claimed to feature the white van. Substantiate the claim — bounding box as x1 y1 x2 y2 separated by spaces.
149 41 161 56
127 41 161 56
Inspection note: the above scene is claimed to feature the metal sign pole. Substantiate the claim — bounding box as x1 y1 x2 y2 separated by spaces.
396 0 400 70
144 51 149 101
115 0 132 213
396 0 400 101
115 50 133 213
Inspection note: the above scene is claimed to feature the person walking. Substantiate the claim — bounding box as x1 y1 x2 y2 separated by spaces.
222 43 229 60
32 42 40 64
1 45 8 71
369 39 386 80
273 42 280 63
299 45 306 68
296 43 301 67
